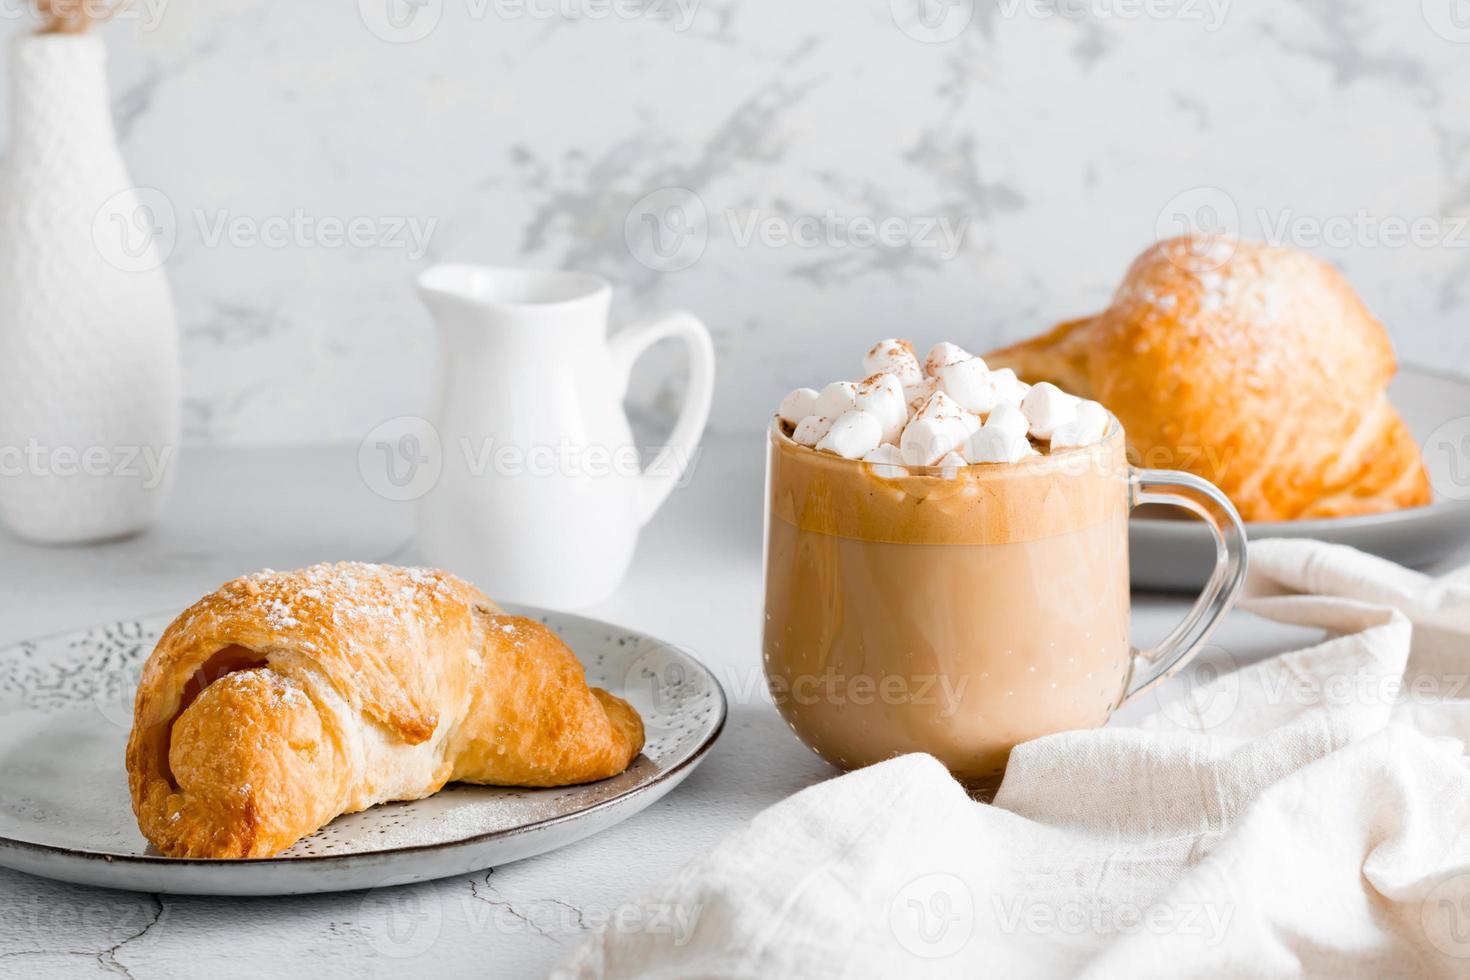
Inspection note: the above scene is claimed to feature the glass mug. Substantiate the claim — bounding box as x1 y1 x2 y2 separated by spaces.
762 417 1247 792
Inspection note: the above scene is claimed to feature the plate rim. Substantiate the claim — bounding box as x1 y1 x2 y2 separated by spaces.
1132 362 1470 534
0 603 728 869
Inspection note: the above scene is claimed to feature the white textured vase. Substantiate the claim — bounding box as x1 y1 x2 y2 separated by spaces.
0 34 181 543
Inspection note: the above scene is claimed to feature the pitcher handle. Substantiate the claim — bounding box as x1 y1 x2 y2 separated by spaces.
1120 468 1249 705
608 310 716 525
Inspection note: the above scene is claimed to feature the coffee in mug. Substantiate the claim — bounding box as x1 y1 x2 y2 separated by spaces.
762 340 1246 791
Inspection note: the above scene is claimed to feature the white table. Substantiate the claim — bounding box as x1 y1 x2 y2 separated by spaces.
0 436 1452 978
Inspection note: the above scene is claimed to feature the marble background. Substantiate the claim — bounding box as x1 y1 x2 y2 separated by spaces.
2 0 1468 445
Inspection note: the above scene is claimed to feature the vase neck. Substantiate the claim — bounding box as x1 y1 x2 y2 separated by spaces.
9 35 115 141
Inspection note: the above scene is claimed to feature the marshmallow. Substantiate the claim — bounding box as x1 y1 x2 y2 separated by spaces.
900 416 971 467
984 402 1030 442
855 373 909 445
785 341 1098 469
915 389 962 419
924 342 972 378
813 381 858 420
937 357 997 415
937 450 968 479
1077 399 1110 436
1050 400 1110 451
965 426 1031 464
1048 422 1084 452
816 409 883 459
778 387 819 426
863 339 923 387
1021 382 1079 440
989 368 1030 406
904 377 939 414
792 415 833 447
914 390 980 432
862 443 907 479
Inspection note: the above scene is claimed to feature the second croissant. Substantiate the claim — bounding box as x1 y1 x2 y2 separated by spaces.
986 237 1432 522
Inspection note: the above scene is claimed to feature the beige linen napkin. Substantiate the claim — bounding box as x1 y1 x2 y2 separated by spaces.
555 540 1470 979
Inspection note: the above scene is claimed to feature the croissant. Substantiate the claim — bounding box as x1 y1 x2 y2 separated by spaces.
125 562 644 858
986 237 1432 522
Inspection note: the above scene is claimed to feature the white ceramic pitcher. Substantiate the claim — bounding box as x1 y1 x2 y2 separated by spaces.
414 265 715 609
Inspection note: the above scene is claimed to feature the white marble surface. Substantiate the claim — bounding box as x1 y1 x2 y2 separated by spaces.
1 4 1467 445
5 434 1457 978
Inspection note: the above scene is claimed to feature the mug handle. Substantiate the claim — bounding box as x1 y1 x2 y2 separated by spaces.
1120 468 1249 704
608 310 716 526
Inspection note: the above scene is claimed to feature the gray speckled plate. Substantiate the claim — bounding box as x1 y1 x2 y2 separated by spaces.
1133 365 1470 591
0 605 725 896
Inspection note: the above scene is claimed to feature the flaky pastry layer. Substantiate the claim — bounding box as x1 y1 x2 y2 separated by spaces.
987 237 1431 522
125 562 644 858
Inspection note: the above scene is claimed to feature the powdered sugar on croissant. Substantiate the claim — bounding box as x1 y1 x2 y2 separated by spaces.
126 562 644 858
985 237 1432 520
